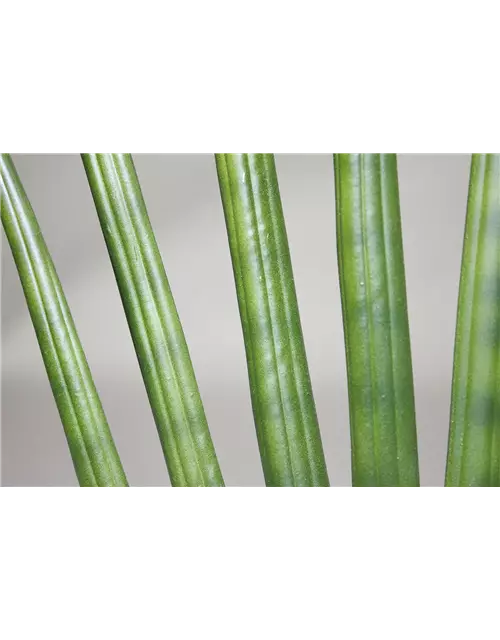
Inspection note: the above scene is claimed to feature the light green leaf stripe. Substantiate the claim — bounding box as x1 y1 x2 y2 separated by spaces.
216 154 329 486
82 154 224 487
0 153 128 487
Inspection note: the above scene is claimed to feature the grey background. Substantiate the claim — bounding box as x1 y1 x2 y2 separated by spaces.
1 154 470 486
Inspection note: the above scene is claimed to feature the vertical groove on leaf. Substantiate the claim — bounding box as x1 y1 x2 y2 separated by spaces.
82 154 224 487
359 161 381 483
216 153 329 487
446 154 500 486
0 153 128 487
334 154 419 486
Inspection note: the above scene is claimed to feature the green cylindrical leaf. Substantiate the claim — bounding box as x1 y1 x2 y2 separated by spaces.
334 154 419 486
446 154 500 487
215 153 329 487
1 153 128 487
82 154 224 487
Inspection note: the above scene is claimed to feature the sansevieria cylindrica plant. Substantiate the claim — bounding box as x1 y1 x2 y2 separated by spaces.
334 154 420 486
0 153 128 487
215 154 329 487
82 154 224 487
446 154 500 487
4 153 499 487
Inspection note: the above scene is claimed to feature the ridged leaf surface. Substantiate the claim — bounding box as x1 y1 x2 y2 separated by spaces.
334 153 419 486
446 154 500 487
82 154 224 487
1 153 128 487
216 153 329 486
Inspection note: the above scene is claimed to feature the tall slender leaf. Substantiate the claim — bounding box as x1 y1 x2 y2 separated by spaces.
334 154 419 486
216 153 329 487
82 154 224 487
446 154 500 486
0 153 128 487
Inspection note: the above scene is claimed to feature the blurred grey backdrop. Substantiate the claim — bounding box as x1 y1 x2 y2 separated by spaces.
1 154 470 486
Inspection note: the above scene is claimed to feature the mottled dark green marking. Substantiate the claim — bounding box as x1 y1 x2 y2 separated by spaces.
216 154 329 487
334 154 419 487
0 154 128 487
446 154 500 487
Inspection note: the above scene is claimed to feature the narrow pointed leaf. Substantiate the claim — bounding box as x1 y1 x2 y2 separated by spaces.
446 154 500 486
215 153 329 487
0 153 128 487
82 154 224 487
334 154 419 486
